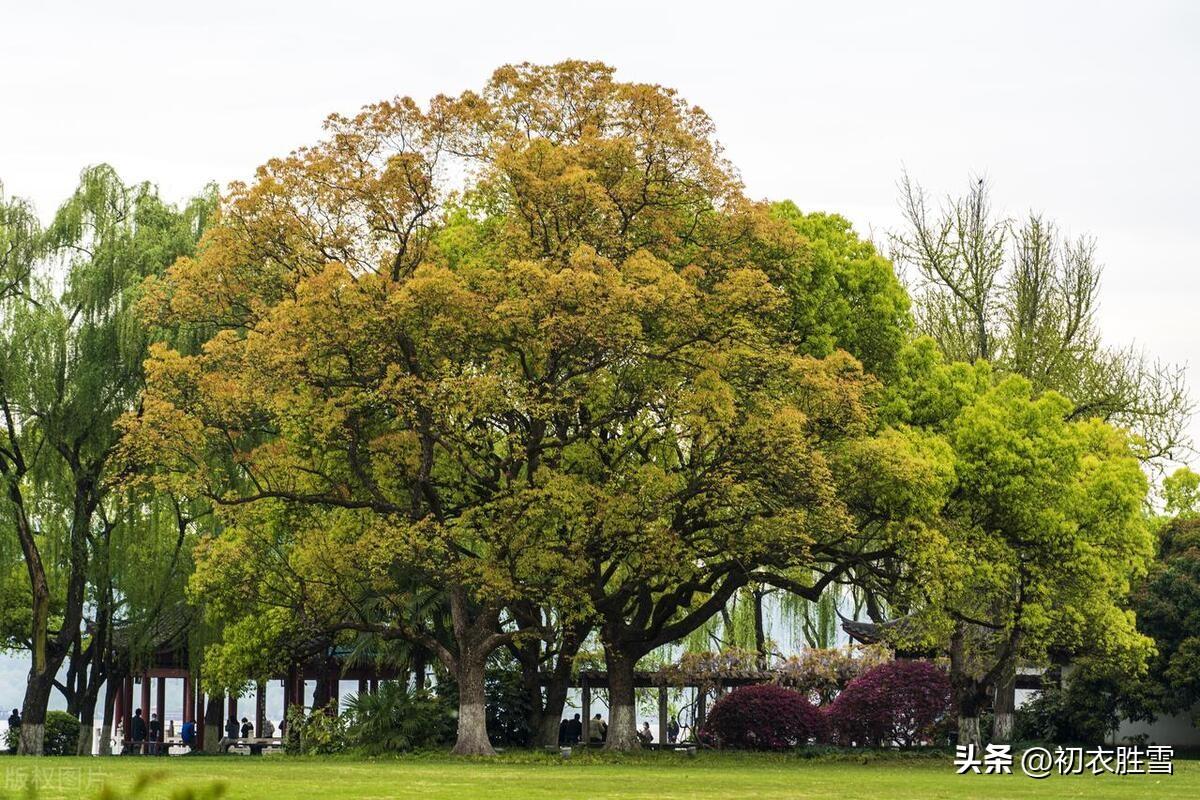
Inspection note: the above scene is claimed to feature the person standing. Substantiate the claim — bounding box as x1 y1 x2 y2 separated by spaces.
181 718 196 751
130 708 147 755
148 713 162 755
566 713 583 744
589 713 607 744
668 715 680 744
6 709 20 754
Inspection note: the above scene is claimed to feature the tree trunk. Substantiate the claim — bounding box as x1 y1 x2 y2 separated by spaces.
17 669 55 756
76 682 101 755
411 647 427 691
451 655 495 756
98 677 118 756
753 589 767 671
603 644 641 751
954 681 987 748
958 714 982 748
948 622 985 749
14 481 93 756
202 695 223 754
992 661 1016 744
536 675 571 748
536 712 563 749
517 621 583 749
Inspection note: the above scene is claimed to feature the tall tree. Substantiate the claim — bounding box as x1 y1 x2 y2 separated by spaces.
878 341 1155 747
891 175 1188 741
121 62 942 755
0 167 212 754
891 175 1190 465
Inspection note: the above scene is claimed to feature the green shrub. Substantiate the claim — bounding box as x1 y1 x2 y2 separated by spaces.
1013 664 1154 746
484 667 533 747
343 683 455 754
43 711 80 756
288 705 350 755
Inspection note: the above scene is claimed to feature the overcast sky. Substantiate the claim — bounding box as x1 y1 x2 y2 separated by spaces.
1 0 1198 713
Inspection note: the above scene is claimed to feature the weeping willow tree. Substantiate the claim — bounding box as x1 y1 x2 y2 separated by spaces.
0 167 214 754
673 581 844 663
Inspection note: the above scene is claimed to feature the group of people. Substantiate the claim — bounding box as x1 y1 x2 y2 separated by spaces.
556 712 685 747
223 714 275 742
118 709 277 754
556 712 616 745
120 708 168 755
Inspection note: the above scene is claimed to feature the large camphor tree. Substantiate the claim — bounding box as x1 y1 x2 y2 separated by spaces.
122 62 943 754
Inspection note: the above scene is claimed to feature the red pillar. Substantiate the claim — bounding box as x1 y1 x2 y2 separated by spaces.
123 675 134 747
255 682 266 735
141 675 152 753
182 676 193 724
227 695 237 734
369 678 378 694
195 685 206 750
156 677 166 743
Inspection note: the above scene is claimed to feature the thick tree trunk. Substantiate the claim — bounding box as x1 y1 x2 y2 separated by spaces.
603 645 641 751
98 677 117 756
18 669 56 756
536 675 570 748
949 622 986 749
537 712 563 749
992 661 1016 744
954 681 988 748
958 714 982 748
451 656 495 756
76 684 100 755
14 482 92 756
202 695 223 754
518 625 582 749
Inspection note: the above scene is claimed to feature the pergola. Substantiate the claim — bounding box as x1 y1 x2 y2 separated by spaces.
110 607 405 752
571 669 769 746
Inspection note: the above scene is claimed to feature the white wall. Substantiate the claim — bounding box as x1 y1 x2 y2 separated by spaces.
1117 708 1200 747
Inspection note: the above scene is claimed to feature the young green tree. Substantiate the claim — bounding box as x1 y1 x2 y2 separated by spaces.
891 175 1186 741
878 343 1155 746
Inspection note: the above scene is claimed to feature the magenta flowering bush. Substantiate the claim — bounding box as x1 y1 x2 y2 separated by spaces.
699 684 826 750
827 659 951 747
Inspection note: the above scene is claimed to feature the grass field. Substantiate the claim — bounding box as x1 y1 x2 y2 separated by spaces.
0 751 1194 800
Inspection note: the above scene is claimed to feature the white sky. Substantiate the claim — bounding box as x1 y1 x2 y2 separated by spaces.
1 0 1198 709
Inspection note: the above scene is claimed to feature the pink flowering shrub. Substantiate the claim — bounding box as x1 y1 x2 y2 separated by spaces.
700 684 826 750
827 659 950 747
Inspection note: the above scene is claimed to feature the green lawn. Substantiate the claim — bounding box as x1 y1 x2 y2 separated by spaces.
0 752 1194 800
